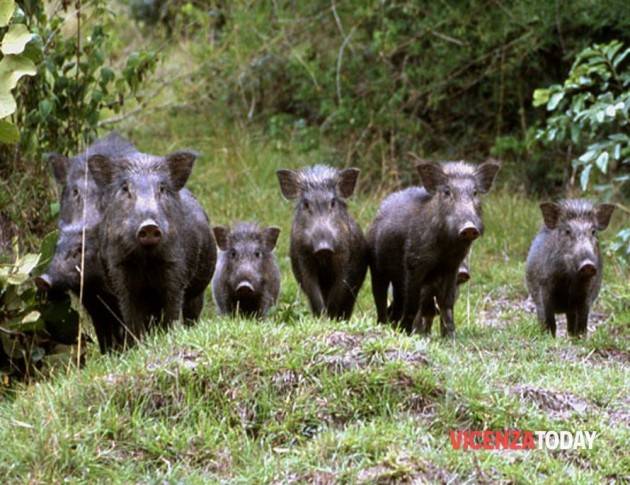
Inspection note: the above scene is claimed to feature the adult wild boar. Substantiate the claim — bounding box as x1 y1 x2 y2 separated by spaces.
88 149 216 338
35 133 136 352
526 199 615 337
277 165 368 319
368 160 500 337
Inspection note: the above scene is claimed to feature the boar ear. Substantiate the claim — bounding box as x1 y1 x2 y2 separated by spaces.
416 163 448 193
337 168 360 198
276 169 300 200
88 154 115 187
475 161 501 193
263 226 281 251
47 153 69 185
166 151 197 191
540 202 562 229
594 203 615 231
213 226 230 251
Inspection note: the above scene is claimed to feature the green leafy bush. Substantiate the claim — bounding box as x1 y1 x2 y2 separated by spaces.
0 232 80 385
0 0 158 251
0 0 36 144
178 0 630 184
534 40 630 258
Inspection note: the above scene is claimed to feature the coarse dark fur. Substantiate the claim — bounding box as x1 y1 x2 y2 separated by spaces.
368 160 500 337
89 149 216 340
526 199 615 337
212 222 281 317
36 133 136 352
277 165 368 319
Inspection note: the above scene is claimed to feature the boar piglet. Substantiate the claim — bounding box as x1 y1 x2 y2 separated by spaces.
212 222 281 317
368 160 500 337
526 199 615 337
88 150 216 339
277 165 368 319
35 133 137 352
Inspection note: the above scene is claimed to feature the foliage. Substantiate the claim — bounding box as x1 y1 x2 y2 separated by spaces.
0 232 80 385
0 0 158 251
534 40 630 195
534 40 630 257
174 0 630 185
0 0 36 144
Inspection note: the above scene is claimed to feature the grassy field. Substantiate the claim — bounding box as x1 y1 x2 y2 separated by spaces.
0 110 628 483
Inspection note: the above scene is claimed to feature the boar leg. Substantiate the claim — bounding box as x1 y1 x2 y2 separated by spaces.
370 268 390 323
537 292 556 337
183 292 204 323
436 283 457 339
401 259 429 333
574 303 590 337
301 272 326 316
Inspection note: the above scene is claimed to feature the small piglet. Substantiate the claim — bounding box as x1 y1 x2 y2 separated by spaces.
526 199 615 337
212 222 281 317
277 165 368 320
88 150 216 338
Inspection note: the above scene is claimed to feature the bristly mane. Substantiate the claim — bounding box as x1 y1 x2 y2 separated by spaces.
441 161 477 180
297 165 338 191
559 199 595 221
229 222 263 244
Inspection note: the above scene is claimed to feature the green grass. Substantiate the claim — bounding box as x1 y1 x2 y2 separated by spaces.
0 111 628 483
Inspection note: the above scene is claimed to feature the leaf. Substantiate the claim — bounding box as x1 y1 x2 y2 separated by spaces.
0 0 15 27
16 253 40 277
547 92 564 111
595 151 609 173
532 88 550 107
1 23 34 55
0 118 18 143
613 144 621 160
578 150 596 163
580 164 592 191
21 310 40 324
0 91 16 118
0 54 37 91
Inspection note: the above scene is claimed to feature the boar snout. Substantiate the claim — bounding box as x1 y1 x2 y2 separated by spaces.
458 222 480 241
35 273 53 291
236 281 255 297
137 219 162 247
578 260 597 278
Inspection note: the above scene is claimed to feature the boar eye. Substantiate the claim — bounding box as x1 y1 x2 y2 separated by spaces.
330 198 336 209
72 188 80 198
443 188 451 197
303 200 310 210
564 229 571 236
121 183 130 194
159 183 167 194
473 189 478 196
591 229 597 236
230 249 237 259
255 251 261 258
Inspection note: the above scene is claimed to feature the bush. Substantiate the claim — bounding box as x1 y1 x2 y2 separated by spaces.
175 0 630 185
0 0 157 252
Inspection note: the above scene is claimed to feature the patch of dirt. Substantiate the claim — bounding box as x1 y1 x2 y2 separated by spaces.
278 470 337 485
607 396 630 427
272 369 304 392
356 455 457 484
477 287 535 329
146 348 203 372
512 384 591 420
314 330 429 374
556 347 630 366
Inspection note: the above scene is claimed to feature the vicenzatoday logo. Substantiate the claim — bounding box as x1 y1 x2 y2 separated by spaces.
449 430 597 451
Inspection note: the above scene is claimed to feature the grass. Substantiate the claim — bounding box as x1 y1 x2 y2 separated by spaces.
0 110 628 483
